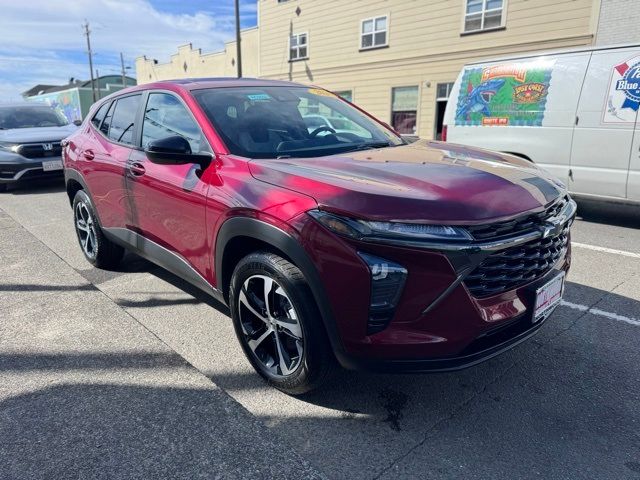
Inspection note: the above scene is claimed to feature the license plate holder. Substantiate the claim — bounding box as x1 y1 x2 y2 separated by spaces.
42 160 63 171
533 271 565 322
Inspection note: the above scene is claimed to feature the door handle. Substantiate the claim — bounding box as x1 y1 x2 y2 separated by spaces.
129 162 146 177
82 149 95 160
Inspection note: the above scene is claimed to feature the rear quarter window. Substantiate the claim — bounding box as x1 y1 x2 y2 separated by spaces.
91 102 110 129
107 95 142 146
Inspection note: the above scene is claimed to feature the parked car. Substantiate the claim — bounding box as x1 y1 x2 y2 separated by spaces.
0 103 78 191
443 43 640 205
63 78 576 394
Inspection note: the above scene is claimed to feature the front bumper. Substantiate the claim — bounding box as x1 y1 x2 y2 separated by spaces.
333 265 566 373
0 157 64 185
295 198 575 373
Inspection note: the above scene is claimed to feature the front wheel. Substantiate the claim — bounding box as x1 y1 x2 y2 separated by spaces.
229 252 335 395
72 190 124 269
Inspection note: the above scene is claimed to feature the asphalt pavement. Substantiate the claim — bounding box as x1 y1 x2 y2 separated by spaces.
1 182 639 480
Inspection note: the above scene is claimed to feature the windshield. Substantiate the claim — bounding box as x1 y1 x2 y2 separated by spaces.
0 106 69 129
193 86 403 159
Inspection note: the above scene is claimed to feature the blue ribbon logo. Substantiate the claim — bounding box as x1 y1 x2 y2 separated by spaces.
616 62 640 111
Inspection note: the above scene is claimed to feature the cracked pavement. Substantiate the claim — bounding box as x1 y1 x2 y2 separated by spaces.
1 183 639 479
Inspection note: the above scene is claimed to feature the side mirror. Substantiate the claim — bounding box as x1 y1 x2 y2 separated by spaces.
145 135 212 170
73 119 82 126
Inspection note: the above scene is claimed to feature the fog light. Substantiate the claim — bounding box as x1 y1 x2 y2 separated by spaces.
358 252 407 334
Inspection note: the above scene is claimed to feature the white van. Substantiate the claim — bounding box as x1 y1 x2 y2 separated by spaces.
443 43 640 205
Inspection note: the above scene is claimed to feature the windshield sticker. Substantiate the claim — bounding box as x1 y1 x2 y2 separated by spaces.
247 93 271 101
307 88 336 97
604 55 640 123
455 60 554 127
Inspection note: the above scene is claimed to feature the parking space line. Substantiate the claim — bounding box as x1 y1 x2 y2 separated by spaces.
561 300 640 327
572 242 640 259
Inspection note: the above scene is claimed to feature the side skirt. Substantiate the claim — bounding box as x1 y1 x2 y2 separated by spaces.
102 227 225 305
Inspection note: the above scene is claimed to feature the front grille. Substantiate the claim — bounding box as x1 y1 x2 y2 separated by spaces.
15 142 62 159
467 196 568 241
464 227 569 298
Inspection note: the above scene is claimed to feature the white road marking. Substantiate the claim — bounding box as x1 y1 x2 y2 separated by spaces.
561 300 640 327
572 242 640 259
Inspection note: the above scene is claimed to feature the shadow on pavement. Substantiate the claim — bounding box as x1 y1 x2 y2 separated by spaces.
207 280 640 479
0 351 188 372
576 199 640 228
4 179 66 196
0 283 97 292
0 382 321 480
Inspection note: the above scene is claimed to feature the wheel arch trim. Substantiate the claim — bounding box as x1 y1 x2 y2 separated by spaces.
215 216 346 358
64 168 105 228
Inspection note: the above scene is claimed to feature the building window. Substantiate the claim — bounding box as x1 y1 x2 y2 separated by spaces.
289 33 308 61
435 82 454 140
464 0 504 33
334 90 353 102
361 16 388 50
391 86 418 135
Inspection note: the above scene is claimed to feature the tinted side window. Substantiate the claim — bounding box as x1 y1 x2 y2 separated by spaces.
100 101 116 136
91 102 110 129
142 93 202 152
108 94 142 146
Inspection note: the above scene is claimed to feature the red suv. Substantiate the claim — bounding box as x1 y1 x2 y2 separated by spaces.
62 79 575 394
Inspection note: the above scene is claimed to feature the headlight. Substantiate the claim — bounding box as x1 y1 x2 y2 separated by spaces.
308 210 472 242
0 142 19 153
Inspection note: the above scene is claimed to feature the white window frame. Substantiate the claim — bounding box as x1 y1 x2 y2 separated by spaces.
390 84 420 136
360 15 389 51
462 0 506 34
289 32 309 61
435 82 454 101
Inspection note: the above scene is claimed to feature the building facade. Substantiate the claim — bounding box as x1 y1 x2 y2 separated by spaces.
136 0 603 140
23 75 137 123
595 0 640 45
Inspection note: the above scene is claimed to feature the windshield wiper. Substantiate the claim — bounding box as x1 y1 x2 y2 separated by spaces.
337 141 394 153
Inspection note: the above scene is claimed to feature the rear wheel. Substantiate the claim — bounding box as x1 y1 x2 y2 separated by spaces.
229 252 334 395
72 190 124 269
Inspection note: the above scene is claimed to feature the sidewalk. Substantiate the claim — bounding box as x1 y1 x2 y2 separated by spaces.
0 207 324 480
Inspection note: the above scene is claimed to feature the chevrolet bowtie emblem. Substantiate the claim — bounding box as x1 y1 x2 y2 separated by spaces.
540 217 563 238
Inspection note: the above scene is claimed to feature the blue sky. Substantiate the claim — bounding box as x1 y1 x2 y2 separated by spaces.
0 0 258 101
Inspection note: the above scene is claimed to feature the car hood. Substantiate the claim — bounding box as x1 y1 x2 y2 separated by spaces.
248 140 566 224
0 124 77 143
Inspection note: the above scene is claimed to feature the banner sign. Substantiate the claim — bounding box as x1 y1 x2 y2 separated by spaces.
455 60 554 127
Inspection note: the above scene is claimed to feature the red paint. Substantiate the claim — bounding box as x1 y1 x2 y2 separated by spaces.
63 79 573 367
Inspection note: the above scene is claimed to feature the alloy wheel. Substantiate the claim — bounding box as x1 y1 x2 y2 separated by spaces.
75 201 98 259
237 275 304 377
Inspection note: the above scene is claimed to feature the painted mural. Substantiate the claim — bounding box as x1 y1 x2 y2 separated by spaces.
455 60 554 127
27 89 82 123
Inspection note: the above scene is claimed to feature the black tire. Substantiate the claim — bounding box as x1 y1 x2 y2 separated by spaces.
0 184 7 193
72 190 124 269
229 252 335 395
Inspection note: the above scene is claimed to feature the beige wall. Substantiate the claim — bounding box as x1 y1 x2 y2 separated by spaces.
135 27 260 84
260 0 596 138
136 0 598 139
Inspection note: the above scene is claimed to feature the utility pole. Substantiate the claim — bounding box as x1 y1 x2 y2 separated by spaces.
95 70 101 99
234 0 242 78
83 20 97 102
120 52 127 87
